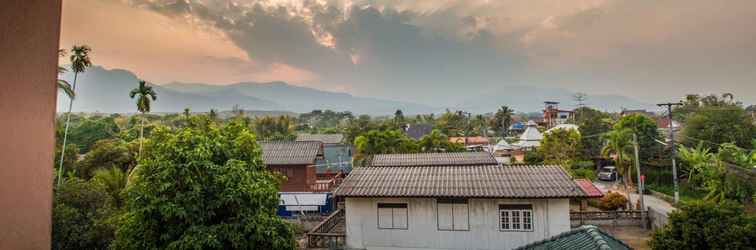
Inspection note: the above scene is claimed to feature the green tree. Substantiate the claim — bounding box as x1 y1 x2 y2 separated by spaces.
417 129 465 153
614 114 661 161
129 80 157 157
683 106 755 150
66 116 120 153
54 143 79 179
572 107 612 158
56 49 74 98
53 177 117 250
113 121 296 249
394 109 405 126
58 45 93 187
489 106 514 137
253 116 296 141
77 139 135 179
354 130 419 165
650 201 756 250
91 167 128 209
540 128 582 167
602 129 634 201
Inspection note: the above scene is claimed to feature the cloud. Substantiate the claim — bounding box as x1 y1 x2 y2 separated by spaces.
64 0 756 106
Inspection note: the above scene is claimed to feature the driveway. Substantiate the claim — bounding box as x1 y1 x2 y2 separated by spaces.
593 181 676 215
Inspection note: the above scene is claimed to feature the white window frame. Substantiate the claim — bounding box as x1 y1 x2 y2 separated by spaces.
499 204 534 232
436 198 470 231
377 203 408 230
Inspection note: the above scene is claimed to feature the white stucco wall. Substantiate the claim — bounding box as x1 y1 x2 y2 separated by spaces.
345 197 570 250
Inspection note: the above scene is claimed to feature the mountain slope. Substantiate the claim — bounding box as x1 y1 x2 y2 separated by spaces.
58 67 436 114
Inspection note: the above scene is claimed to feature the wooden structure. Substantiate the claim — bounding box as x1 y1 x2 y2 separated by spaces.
306 209 346 248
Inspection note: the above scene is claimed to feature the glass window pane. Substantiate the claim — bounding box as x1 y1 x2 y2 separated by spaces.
512 211 521 230
453 203 469 230
500 210 510 230
437 203 453 230
393 208 408 229
378 207 393 228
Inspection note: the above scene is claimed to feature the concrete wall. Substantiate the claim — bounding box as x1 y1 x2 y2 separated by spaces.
0 1 61 249
345 197 571 250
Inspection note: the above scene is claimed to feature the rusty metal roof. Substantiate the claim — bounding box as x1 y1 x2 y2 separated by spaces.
370 152 497 167
296 133 345 144
333 165 590 198
574 179 604 198
261 141 322 165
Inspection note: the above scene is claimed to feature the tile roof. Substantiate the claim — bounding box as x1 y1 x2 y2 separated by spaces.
260 141 322 165
333 165 590 198
514 225 632 250
575 179 604 198
370 152 497 167
296 133 345 144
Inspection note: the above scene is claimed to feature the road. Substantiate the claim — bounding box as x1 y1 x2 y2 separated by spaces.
593 181 676 215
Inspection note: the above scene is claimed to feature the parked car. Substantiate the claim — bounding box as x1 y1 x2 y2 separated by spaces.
597 166 618 181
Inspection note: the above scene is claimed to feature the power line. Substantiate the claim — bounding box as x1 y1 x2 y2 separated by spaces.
657 102 683 204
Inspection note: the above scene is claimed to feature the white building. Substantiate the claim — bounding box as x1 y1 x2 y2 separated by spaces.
333 152 594 250
514 120 543 149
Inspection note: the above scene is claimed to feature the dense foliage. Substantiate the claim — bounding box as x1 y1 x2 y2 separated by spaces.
540 128 582 167
112 120 296 249
572 107 612 158
613 114 661 162
682 106 755 150
650 201 756 250
52 177 117 250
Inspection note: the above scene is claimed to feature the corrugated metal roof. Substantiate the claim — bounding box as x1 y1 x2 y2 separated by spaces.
279 193 328 206
261 141 322 165
514 225 632 250
575 179 604 198
370 152 497 167
333 165 590 198
296 133 345 144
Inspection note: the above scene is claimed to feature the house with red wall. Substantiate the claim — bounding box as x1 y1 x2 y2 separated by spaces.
261 141 324 192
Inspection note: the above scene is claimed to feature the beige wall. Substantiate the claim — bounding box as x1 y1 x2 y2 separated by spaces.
345 197 570 250
0 1 61 249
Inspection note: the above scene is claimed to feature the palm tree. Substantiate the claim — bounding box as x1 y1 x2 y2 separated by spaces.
92 167 127 207
129 80 157 157
602 129 634 207
57 45 92 187
56 49 75 98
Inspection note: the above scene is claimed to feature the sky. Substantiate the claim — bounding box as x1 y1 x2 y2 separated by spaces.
60 0 756 106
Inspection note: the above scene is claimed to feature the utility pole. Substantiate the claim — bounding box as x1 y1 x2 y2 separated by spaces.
657 102 683 203
633 133 646 228
462 111 472 148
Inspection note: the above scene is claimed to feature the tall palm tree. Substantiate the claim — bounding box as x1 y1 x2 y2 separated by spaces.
57 45 92 187
129 80 157 157
602 129 634 207
56 49 75 98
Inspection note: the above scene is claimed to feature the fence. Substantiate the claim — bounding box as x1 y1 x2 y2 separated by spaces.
306 209 346 248
570 210 647 227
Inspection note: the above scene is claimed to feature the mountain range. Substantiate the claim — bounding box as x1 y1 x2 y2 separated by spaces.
57 66 654 115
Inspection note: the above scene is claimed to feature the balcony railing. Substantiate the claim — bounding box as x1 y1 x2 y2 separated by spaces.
306 209 345 248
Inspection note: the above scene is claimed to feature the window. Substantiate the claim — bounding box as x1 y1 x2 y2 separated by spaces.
499 204 533 231
436 198 469 231
377 203 408 229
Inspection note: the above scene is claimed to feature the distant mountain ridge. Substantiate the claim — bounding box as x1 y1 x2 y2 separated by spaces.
57 66 654 115
57 66 436 114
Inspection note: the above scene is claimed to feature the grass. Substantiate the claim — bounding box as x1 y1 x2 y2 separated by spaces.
645 182 707 204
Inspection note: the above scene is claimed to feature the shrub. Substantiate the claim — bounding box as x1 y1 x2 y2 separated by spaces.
571 168 596 181
599 192 628 211
650 201 756 249
52 177 117 250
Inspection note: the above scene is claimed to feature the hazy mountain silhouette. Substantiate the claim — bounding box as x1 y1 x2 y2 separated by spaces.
57 66 435 114
57 66 653 115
